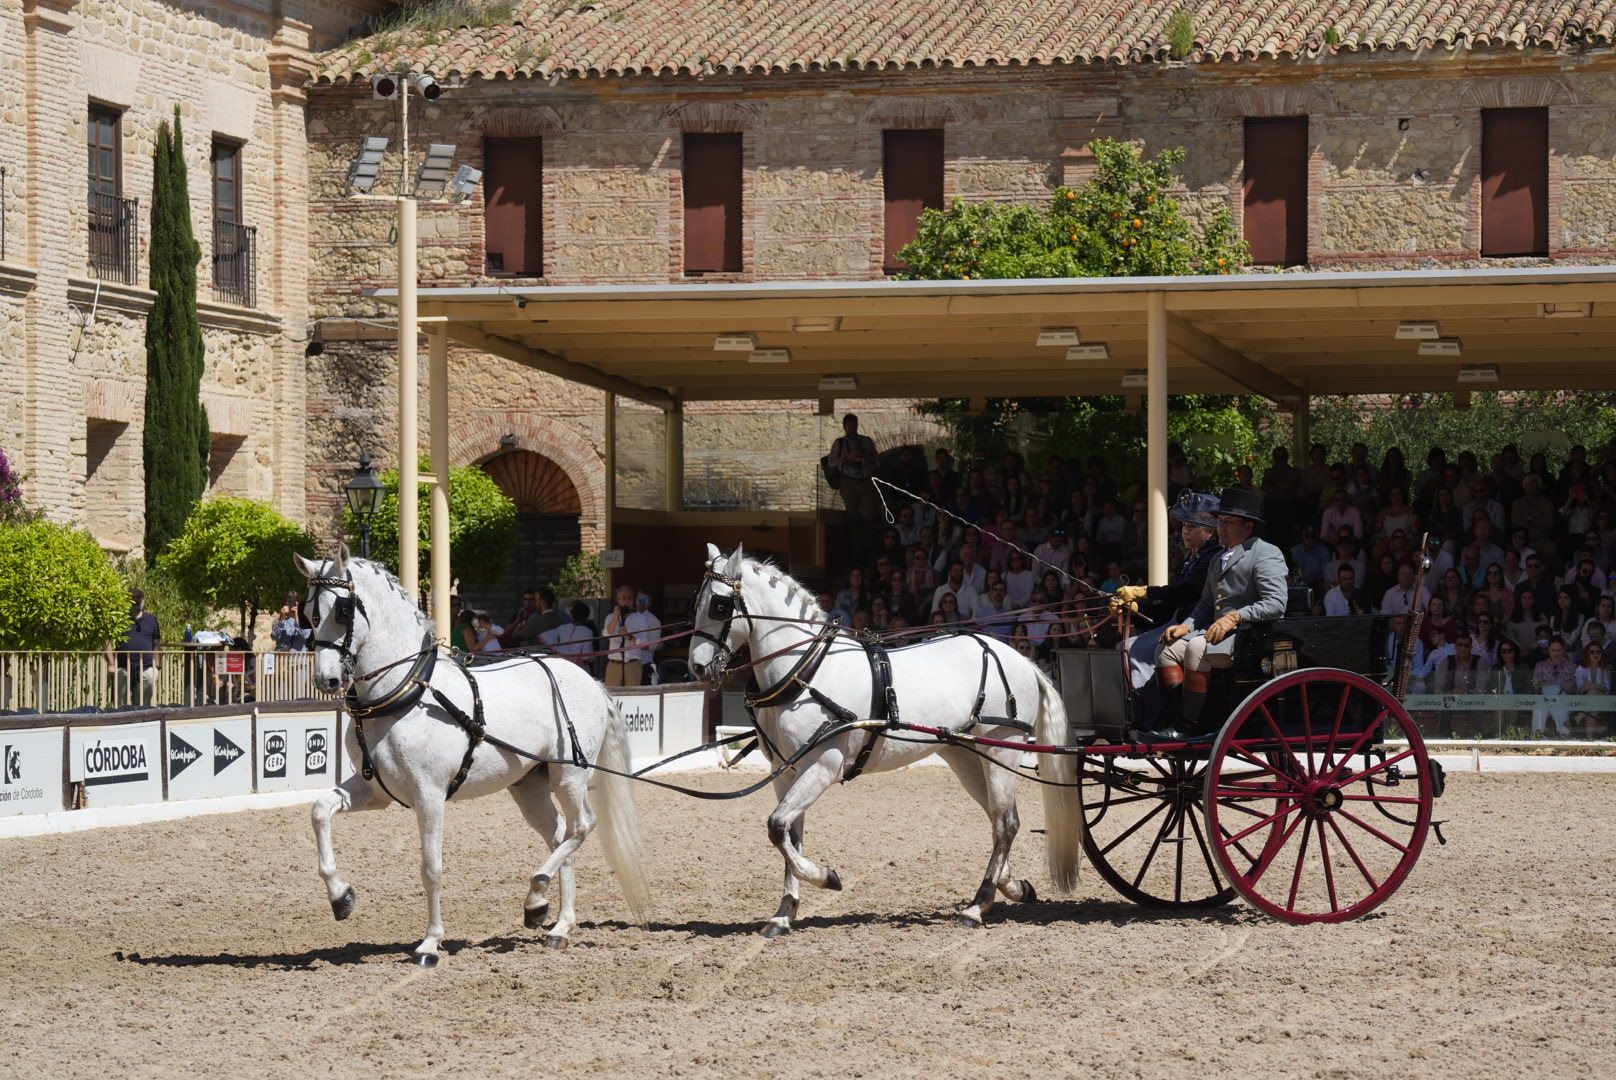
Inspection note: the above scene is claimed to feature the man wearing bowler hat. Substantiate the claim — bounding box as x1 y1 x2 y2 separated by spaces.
1135 487 1289 742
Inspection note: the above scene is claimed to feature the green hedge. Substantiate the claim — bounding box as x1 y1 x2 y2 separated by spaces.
0 520 130 650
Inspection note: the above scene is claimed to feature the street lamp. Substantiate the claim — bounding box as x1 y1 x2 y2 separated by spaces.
346 451 384 559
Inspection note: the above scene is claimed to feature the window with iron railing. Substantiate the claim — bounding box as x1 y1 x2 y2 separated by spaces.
212 218 257 307
87 189 139 283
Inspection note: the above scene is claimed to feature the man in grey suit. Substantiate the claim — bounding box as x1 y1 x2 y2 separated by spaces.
1137 487 1290 741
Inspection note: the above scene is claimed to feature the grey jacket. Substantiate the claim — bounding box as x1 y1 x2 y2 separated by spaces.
1185 535 1290 630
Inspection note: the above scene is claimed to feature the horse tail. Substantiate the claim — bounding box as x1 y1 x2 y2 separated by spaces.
1033 665 1083 892
595 699 652 923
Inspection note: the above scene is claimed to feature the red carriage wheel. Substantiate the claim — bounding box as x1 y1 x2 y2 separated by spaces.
1203 668 1435 924
1079 751 1253 909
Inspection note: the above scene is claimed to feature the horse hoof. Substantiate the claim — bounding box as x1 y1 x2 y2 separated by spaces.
1018 880 1039 904
823 868 843 892
543 934 569 951
760 921 790 940
524 904 549 930
331 886 356 922
955 914 984 929
411 952 440 969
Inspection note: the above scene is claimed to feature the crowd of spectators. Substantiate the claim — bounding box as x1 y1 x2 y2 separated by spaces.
823 430 1616 734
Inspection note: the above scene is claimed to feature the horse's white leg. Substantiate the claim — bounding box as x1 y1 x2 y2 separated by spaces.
763 751 845 923
530 766 596 949
952 752 1022 928
761 772 805 939
939 747 1039 910
411 793 448 967
312 773 391 920
508 768 567 930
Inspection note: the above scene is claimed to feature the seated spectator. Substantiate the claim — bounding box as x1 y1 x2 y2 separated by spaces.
1513 474 1557 556
1436 567 1468 618
957 540 988 596
1588 596 1616 644
1501 549 1527 591
1471 516 1507 574
833 567 870 621
935 590 966 627
1573 644 1612 736
1320 487 1363 542
1324 533 1366 587
905 545 936 596
1580 619 1609 658
894 504 921 546
1505 586 1544 652
454 608 478 653
1032 527 1074 578
541 603 595 667
930 562 978 620
1382 614 1424 677
869 595 893 634
1419 595 1460 648
1472 611 1501 665
1479 563 1515 621
1380 561 1430 615
1324 565 1368 616
1491 639 1528 695
1434 631 1491 735
1413 624 1454 690
1091 500 1126 557
1364 552 1399 603
977 580 1016 641
1531 636 1578 735
472 612 505 653
1290 524 1331 589
1004 551 1036 608
1548 586 1585 643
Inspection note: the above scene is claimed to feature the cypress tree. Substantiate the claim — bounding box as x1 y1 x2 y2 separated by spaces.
143 107 210 563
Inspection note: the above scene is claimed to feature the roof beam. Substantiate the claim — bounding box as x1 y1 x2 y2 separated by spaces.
1166 315 1302 403
444 323 675 410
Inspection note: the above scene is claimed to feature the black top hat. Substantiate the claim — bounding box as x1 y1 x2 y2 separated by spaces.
1217 487 1266 524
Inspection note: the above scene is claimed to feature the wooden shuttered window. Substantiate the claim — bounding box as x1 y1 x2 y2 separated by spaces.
87 105 121 198
1481 108 1548 258
483 137 544 275
883 129 944 272
1243 117 1308 267
682 133 742 274
211 139 242 225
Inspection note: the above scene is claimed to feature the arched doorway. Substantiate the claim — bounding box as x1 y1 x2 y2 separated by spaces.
473 450 583 622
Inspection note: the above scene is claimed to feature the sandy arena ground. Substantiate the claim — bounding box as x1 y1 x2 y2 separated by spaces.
5 768 1615 1079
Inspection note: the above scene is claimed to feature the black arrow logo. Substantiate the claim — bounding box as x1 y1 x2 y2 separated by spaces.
214 728 245 775
169 733 201 778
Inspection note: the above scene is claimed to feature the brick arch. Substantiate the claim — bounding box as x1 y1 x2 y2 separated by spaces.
448 413 605 549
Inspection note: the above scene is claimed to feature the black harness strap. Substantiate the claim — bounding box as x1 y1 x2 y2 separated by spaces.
842 642 898 783
426 656 486 801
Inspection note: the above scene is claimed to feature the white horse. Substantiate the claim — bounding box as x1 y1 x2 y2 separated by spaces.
295 545 650 964
688 544 1082 936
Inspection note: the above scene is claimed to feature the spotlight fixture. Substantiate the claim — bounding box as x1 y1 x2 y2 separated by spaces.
1037 328 1080 347
713 333 758 352
414 143 457 196
1395 321 1441 340
346 136 388 194
1539 302 1592 319
1457 365 1500 384
1418 338 1463 357
789 316 841 333
371 74 399 100
748 348 791 364
407 73 442 101
450 164 483 201
1069 343 1111 361
1119 369 1147 388
818 375 859 391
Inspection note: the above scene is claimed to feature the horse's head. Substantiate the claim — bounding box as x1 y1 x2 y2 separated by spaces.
294 543 367 694
689 542 746 681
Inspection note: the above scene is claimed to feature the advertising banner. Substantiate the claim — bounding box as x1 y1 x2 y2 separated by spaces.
611 692 662 760
1405 694 1616 712
0 728 65 817
257 710 338 793
660 689 706 757
69 721 163 808
166 715 253 801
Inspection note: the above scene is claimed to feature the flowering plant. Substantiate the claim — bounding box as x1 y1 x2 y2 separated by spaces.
0 448 38 524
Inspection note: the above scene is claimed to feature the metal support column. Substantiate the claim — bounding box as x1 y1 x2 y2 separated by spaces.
1291 392 1311 466
428 327 451 642
1146 291 1169 586
396 194 419 600
665 398 684 513
603 391 616 597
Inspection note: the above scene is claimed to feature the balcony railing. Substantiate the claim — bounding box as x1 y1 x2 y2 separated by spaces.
88 190 139 284
213 217 257 307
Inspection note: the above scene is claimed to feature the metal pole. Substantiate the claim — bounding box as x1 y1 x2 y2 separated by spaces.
397 193 419 601
428 327 452 642
665 398 684 513
360 523 371 560
1291 392 1311 467
1146 291 1169 586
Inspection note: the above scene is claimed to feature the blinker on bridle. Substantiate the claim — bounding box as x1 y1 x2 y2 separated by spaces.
691 565 745 676
307 572 368 687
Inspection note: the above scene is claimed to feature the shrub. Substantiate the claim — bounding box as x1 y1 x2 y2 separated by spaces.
0 447 39 524
159 497 317 638
555 550 606 599
347 457 517 587
0 520 130 650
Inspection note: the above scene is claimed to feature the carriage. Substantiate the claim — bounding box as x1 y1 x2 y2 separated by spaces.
1058 613 1445 924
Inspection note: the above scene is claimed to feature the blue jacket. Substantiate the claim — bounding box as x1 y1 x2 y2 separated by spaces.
1142 536 1221 626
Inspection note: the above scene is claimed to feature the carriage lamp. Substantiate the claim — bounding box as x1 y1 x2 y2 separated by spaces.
346 451 385 559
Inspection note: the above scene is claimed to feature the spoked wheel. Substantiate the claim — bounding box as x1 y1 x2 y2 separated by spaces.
1079 751 1244 909
1204 669 1435 924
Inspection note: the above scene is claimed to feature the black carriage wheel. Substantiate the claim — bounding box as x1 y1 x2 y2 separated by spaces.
1078 751 1243 910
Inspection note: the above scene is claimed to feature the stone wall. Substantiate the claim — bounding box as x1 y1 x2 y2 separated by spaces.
0 0 335 556
303 53 1616 555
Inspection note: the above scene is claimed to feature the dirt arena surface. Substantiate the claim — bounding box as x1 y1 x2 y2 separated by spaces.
5 769 1615 1079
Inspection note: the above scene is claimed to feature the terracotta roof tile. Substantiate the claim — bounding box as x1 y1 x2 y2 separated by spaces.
316 1 1616 84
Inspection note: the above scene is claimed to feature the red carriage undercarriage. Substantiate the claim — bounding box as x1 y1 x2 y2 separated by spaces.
1057 614 1445 924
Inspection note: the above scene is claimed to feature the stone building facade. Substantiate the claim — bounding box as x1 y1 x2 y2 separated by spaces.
0 0 385 557
305 34 1616 567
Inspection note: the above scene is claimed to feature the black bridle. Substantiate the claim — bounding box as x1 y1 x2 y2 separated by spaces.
307 572 368 687
690 564 748 677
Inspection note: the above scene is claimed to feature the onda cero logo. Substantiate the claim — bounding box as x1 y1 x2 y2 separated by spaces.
264 730 287 778
305 730 328 774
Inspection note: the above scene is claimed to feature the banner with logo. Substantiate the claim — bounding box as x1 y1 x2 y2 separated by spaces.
611 692 662 760
68 721 163 808
0 728 65 817
166 715 253 801
257 710 338 793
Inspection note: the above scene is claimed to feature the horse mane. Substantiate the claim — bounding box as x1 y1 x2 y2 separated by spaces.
743 557 826 623
349 557 431 631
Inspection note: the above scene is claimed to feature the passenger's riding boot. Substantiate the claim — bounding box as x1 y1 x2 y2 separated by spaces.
1180 670 1212 736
